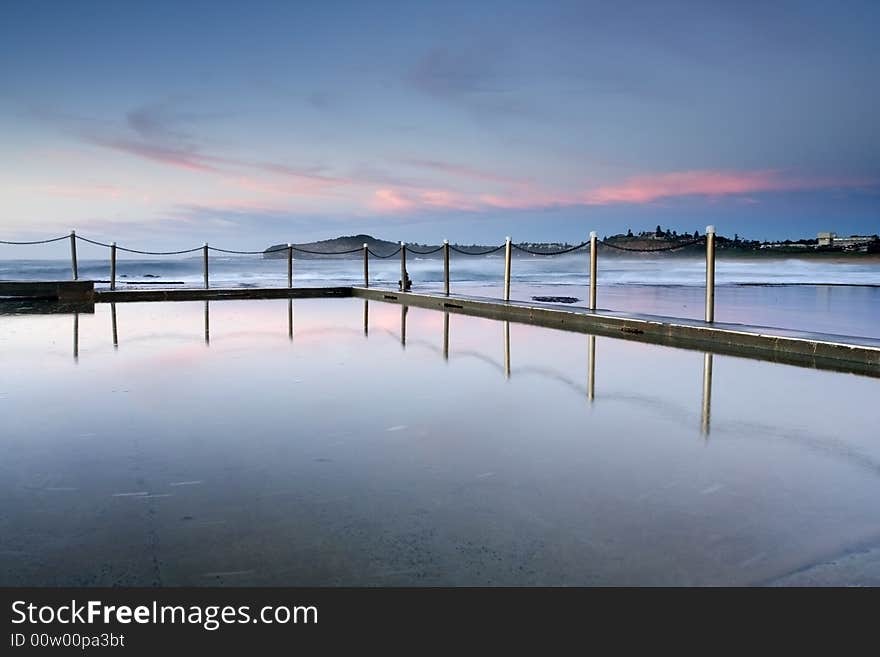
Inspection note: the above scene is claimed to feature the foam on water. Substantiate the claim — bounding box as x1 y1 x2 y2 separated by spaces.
2 254 879 287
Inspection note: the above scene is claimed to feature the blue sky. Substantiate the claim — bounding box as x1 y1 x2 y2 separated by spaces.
1 0 878 251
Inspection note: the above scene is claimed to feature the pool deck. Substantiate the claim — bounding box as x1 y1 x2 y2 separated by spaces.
3 280 879 374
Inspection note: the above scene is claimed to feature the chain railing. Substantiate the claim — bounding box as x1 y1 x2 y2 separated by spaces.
0 227 720 322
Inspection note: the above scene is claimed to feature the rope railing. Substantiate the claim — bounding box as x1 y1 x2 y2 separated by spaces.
207 246 266 255
76 235 204 255
367 246 402 258
290 245 364 255
449 244 505 255
598 236 705 252
1 227 720 323
511 241 589 256
405 244 445 255
0 235 69 245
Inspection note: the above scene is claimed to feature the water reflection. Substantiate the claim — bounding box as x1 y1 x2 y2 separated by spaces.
587 335 596 402
701 353 714 438
73 312 79 361
7 297 880 586
400 304 408 347
111 302 118 349
91 299 721 434
443 312 449 360
96 299 714 438
363 299 369 337
504 321 511 379
288 299 294 340
204 300 210 346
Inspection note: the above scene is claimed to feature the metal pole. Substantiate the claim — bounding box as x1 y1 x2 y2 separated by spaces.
399 241 406 291
287 243 293 288
203 242 209 289
705 225 716 322
363 299 369 336
70 230 78 281
110 242 117 291
443 312 449 360
443 239 450 296
503 236 512 302
363 243 369 287
589 231 598 311
73 312 79 361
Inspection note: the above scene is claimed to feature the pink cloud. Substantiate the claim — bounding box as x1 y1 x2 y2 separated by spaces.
372 188 416 212
402 158 523 184
366 170 877 215
85 135 223 173
581 170 856 205
371 188 477 213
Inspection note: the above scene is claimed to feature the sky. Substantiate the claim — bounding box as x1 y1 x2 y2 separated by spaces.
1 0 878 253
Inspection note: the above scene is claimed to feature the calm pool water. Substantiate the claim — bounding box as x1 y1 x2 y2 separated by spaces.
1 298 878 585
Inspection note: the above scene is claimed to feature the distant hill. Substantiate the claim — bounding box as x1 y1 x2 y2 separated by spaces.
264 235 580 258
264 234 399 259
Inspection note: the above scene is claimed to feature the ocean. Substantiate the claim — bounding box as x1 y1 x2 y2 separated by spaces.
2 253 879 337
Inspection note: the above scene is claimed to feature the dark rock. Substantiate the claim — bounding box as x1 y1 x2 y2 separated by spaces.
532 296 580 304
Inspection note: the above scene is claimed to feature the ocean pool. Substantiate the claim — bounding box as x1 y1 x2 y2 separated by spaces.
1 297 878 585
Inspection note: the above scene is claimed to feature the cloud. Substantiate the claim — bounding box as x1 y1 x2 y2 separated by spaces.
401 158 523 184
582 170 878 206
370 170 879 214
407 46 534 120
371 188 475 213
83 134 223 172
408 48 504 99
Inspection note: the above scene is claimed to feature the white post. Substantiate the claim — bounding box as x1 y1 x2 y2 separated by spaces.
503 236 512 302
70 230 78 281
203 242 209 289
705 225 716 322
443 239 450 296
110 242 117 291
589 231 598 311
363 243 369 287
399 241 407 291
287 243 293 288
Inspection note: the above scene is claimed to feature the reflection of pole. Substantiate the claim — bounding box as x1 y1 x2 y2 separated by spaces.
504 321 511 379
363 299 369 336
70 230 78 281
111 302 118 349
401 305 408 347
443 239 450 296
443 312 449 360
705 225 716 323
587 335 596 401
589 231 598 311
503 236 512 302
204 300 210 345
73 312 79 361
288 298 294 340
701 353 713 437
